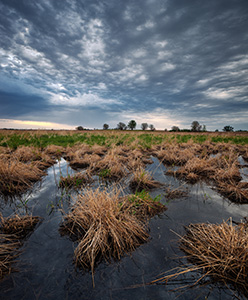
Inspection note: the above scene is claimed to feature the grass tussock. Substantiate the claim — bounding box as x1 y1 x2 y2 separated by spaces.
0 214 41 278
172 157 216 183
69 153 102 169
92 149 128 179
152 219 248 295
153 144 196 166
0 159 45 195
129 168 162 192
60 187 149 283
215 181 248 203
14 146 42 162
59 172 92 190
121 190 167 220
0 214 41 239
44 145 65 158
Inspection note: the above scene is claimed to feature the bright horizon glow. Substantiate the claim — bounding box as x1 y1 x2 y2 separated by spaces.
0 119 75 130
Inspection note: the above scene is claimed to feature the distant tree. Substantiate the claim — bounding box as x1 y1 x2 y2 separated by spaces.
215 129 219 132
76 126 84 130
191 121 202 132
141 123 148 131
103 123 109 130
171 126 180 132
223 125 234 132
202 125 207 132
164 128 167 131
117 122 127 130
149 124 155 131
128 120 137 130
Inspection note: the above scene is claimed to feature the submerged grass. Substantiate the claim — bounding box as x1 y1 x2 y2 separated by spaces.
59 172 92 190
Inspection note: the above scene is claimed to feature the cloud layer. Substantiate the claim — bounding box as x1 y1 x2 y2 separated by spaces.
0 0 248 130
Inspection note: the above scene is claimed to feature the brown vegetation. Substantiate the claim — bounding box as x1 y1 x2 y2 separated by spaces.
59 172 92 190
129 168 162 192
152 219 248 295
0 159 45 195
60 187 166 285
0 214 41 278
60 188 149 284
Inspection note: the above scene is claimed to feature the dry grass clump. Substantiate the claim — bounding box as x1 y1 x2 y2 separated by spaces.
121 190 167 221
30 153 56 170
241 146 248 162
92 149 128 179
12 146 56 170
59 172 92 190
173 157 216 183
44 145 65 158
152 219 248 295
130 168 162 192
69 153 101 169
154 144 195 166
0 234 20 278
0 159 45 195
14 146 42 162
64 145 92 162
0 214 41 278
91 145 108 156
60 187 149 283
0 214 41 239
215 181 248 203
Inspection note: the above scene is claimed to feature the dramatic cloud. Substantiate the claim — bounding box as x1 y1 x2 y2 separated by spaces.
0 0 248 130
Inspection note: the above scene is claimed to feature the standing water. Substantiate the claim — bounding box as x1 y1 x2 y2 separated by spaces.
0 157 247 299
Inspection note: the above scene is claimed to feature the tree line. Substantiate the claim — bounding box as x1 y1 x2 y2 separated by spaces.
76 121 237 132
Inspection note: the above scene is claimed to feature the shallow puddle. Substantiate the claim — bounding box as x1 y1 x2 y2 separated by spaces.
0 157 247 299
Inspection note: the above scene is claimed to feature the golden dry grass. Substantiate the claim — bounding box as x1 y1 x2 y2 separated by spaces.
0 214 41 278
152 219 248 295
215 181 248 203
60 187 149 285
14 146 42 162
129 168 162 192
120 190 167 221
44 145 65 158
92 149 129 179
0 214 41 239
153 144 196 166
0 234 20 279
0 159 45 195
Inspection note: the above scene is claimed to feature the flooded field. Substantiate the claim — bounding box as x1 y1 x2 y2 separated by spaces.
0 131 248 299
0 159 247 299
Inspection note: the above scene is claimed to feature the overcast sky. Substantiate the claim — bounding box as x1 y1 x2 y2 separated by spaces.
0 0 248 131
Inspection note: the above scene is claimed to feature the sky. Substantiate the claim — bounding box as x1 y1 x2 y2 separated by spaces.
0 0 248 131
